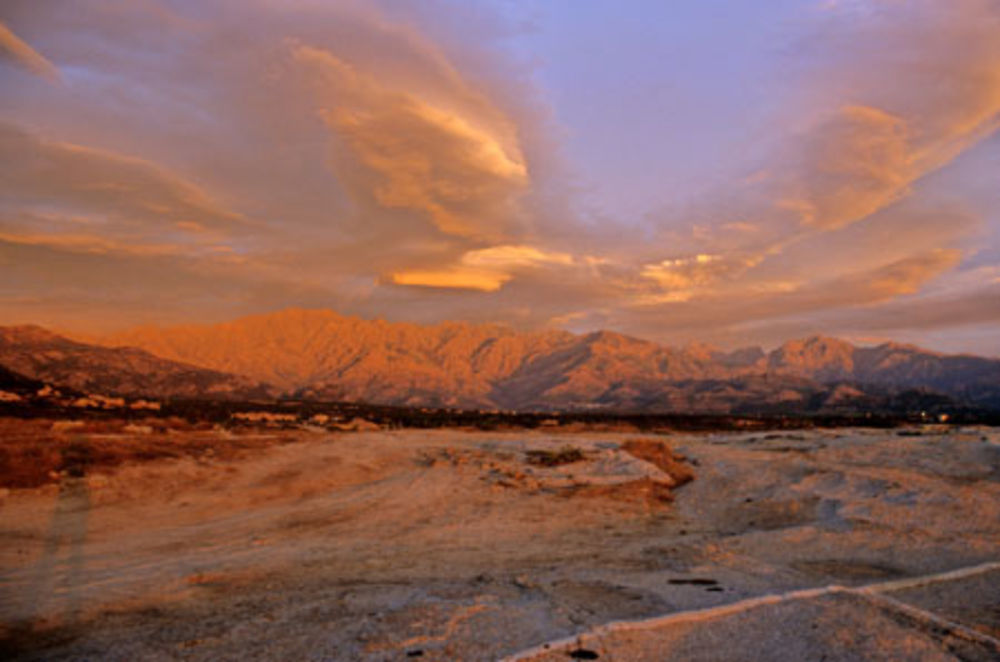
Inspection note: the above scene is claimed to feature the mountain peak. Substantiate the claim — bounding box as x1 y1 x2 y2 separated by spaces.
872 340 933 355
0 324 72 345
221 307 348 330
792 335 854 350
682 341 721 361
768 335 856 380
7 310 994 411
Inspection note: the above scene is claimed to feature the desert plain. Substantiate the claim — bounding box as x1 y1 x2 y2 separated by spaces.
1 420 999 661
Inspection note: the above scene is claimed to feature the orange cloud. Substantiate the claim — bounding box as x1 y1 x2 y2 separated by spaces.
840 249 963 302
0 0 996 352
0 21 59 81
0 231 187 257
390 244 575 291
462 245 572 268
292 43 528 239
640 253 762 295
389 268 510 292
630 0 1000 341
624 249 963 338
0 122 255 256
772 2 1000 233
778 105 911 230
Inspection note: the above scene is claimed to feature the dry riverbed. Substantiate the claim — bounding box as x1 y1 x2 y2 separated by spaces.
1 423 999 660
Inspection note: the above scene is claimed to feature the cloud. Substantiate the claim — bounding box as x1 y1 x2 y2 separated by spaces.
846 287 1000 334
390 244 574 291
0 21 59 81
777 105 911 230
292 42 529 240
0 122 254 255
462 244 572 268
0 236 338 333
627 0 1000 344
651 1 1000 244
772 0 1000 232
0 1 568 329
0 0 997 353
0 229 247 263
0 123 246 227
389 267 509 292
640 253 760 291
728 277 1000 355
0 231 186 257
621 249 964 346
820 249 963 302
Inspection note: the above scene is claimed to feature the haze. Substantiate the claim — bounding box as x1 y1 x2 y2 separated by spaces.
2 0 999 355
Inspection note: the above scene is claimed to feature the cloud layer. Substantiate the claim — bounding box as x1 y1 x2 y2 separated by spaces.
0 0 998 353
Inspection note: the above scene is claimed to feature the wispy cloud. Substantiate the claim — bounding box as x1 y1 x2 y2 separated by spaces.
0 0 998 352
292 42 528 240
0 20 59 81
623 0 1000 344
0 123 249 232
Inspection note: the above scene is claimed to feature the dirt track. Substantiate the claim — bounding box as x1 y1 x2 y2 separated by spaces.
2 426 999 660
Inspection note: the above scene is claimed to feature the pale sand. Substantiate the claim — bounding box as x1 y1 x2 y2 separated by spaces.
1 427 998 660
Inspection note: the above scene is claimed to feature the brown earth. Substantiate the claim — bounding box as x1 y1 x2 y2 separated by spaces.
1 424 998 660
0 418 307 489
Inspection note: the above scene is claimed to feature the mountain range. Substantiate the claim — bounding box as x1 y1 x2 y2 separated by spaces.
1 308 998 413
0 325 271 401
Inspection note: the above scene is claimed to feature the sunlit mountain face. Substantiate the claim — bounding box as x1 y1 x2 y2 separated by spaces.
1 1 999 356
3 310 999 413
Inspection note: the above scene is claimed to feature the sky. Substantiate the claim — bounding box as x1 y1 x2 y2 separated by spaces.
1 0 999 355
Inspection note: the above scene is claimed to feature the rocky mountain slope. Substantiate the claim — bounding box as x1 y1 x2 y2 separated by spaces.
0 364 46 395
89 308 999 412
0 326 274 400
766 336 1000 409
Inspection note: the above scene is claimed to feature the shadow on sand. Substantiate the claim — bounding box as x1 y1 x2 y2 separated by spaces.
2 437 94 658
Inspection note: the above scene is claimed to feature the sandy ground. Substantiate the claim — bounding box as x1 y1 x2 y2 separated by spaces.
1 426 999 660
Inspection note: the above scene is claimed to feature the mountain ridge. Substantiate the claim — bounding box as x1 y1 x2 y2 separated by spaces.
0 325 274 400
79 308 1000 411
0 309 996 411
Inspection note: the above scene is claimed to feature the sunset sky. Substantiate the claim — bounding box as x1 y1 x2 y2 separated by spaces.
2 0 999 354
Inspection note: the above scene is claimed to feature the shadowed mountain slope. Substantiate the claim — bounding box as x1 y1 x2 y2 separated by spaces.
0 326 274 400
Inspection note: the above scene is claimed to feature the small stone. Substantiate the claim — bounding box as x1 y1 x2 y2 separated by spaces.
513 574 537 589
